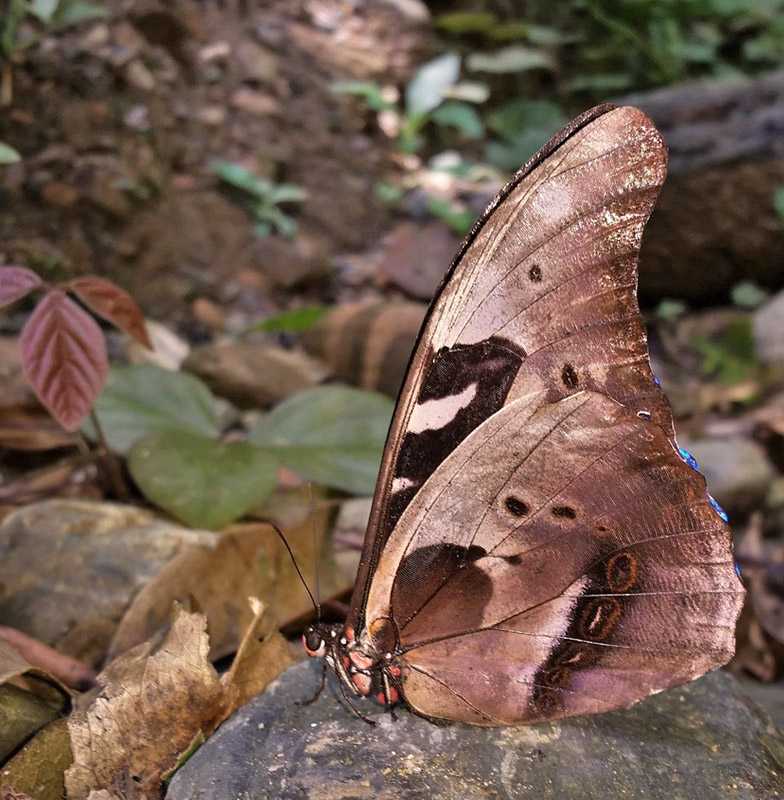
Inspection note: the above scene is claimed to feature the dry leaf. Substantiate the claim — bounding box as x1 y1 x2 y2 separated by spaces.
65 607 225 800
221 599 298 713
0 718 71 800
108 508 347 662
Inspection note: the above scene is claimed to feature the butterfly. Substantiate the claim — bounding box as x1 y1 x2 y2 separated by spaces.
303 104 745 726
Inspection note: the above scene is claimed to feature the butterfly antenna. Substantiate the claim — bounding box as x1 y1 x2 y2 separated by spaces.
269 521 319 617
308 483 322 621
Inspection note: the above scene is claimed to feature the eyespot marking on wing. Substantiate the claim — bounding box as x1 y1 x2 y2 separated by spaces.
504 496 529 517
606 552 638 593
528 264 543 283
551 505 578 520
561 363 579 390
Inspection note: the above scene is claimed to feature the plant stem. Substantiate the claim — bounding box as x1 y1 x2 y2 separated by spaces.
88 408 131 501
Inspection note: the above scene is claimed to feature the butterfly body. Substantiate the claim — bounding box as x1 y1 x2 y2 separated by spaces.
304 104 744 726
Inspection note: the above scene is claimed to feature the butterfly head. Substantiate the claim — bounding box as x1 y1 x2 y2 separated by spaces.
302 625 328 658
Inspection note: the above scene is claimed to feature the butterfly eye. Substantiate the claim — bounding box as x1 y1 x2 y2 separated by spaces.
303 629 326 658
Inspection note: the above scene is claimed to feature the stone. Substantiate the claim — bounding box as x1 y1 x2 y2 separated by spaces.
0 500 216 664
677 436 777 515
753 290 784 365
183 341 328 409
236 41 278 84
167 662 784 800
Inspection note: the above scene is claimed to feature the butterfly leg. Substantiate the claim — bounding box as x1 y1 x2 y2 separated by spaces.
336 675 378 726
297 660 327 706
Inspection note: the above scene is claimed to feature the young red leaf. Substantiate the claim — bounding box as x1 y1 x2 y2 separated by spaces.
0 266 43 307
69 277 153 349
20 289 108 431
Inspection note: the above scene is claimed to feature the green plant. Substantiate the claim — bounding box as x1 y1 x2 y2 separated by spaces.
694 317 757 385
2 0 105 56
332 53 487 155
436 2 784 102
210 160 308 239
89 365 394 529
0 141 20 163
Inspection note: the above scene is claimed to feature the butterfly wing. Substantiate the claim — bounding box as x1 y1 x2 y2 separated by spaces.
362 392 744 725
348 105 673 633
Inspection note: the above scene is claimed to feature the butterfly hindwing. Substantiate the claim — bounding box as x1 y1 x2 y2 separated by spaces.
362 392 743 724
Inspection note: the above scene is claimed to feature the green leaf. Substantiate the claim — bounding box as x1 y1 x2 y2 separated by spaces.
694 317 757 385
330 80 394 111
210 159 270 199
86 365 220 454
27 0 58 23
51 0 106 28
266 184 308 204
731 281 770 310
248 385 394 494
774 187 784 221
484 99 567 169
654 298 688 320
434 11 497 34
0 141 21 164
250 306 329 333
427 197 474 237
442 81 490 104
430 101 484 139
375 181 404 204
466 45 554 74
128 431 279 529
486 98 566 143
405 53 461 117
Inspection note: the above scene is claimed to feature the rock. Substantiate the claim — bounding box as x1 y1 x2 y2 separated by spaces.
332 497 371 582
376 221 458 300
677 436 776 515
753 290 784 365
236 40 278 84
167 663 784 800
230 88 282 118
257 233 332 290
123 59 156 92
183 341 328 409
0 500 216 664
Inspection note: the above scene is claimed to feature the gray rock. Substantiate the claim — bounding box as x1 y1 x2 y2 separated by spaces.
167 661 784 800
677 436 776 515
0 500 216 661
754 290 784 365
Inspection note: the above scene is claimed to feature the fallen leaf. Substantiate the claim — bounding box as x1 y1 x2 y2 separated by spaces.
65 607 225 800
0 717 71 800
221 599 298 714
107 508 347 662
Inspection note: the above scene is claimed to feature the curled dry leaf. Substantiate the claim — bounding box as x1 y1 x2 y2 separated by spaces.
20 290 108 431
221 598 298 714
0 266 43 307
69 277 153 350
107 508 347 662
65 607 225 800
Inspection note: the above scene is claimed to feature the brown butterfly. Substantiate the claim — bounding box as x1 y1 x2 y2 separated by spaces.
303 104 745 726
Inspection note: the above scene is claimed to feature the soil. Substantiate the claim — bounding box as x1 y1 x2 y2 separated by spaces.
0 0 428 332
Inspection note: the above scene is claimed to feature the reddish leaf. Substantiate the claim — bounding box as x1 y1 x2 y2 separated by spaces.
20 290 108 431
0 266 43 307
69 277 152 349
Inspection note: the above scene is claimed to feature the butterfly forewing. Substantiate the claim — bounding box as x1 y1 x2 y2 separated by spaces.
348 106 674 634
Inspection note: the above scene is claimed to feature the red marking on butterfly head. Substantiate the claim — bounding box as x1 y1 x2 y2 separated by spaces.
302 627 326 658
